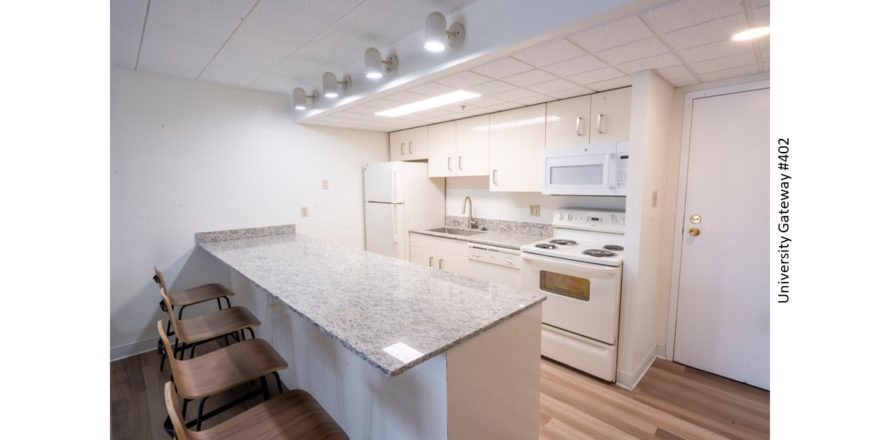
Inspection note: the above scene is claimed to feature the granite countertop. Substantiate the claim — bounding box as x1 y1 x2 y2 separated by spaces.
410 228 546 250
196 226 546 376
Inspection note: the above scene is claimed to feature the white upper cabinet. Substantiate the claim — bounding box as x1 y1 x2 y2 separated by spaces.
427 121 456 177
589 88 631 143
454 115 490 176
546 95 590 150
389 126 428 161
489 104 546 192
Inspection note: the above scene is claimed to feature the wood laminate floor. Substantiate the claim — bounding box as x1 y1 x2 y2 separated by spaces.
111 344 768 439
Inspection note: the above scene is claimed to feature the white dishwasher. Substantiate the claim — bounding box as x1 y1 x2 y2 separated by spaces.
467 244 521 288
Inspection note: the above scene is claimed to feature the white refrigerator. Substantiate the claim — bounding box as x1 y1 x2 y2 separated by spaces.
364 162 445 259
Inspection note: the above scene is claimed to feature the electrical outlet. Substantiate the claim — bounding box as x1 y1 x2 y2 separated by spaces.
652 191 658 208
529 205 541 216
300 207 309 217
322 179 328 190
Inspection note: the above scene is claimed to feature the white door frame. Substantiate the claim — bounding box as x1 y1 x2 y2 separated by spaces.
665 80 770 360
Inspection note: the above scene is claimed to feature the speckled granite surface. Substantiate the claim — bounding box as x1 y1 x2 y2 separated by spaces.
411 217 550 250
196 226 545 376
445 215 554 238
410 228 546 250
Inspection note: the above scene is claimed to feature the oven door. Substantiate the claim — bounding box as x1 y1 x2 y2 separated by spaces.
543 144 619 196
521 252 622 344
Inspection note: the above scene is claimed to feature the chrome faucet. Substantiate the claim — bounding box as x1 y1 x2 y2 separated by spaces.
462 196 478 229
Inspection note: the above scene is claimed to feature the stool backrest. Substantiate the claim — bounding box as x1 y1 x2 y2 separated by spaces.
164 381 191 440
156 320 183 382
159 287 184 339
153 266 169 293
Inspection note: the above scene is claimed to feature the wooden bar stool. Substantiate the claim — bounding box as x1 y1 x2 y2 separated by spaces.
165 382 348 439
160 287 261 363
158 321 289 432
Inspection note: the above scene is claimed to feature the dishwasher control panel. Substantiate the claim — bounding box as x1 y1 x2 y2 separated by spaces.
468 244 521 269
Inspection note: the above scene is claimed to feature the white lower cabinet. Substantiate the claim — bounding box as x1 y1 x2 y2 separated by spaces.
410 233 521 288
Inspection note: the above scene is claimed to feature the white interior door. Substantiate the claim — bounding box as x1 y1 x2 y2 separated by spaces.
673 87 770 390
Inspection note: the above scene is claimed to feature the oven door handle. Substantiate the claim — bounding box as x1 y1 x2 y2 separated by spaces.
521 253 620 278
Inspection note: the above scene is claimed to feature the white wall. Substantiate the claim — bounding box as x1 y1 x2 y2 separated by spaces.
445 176 626 224
110 68 388 358
616 70 675 388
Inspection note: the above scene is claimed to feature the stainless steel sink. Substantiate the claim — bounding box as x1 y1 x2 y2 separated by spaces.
426 227 485 236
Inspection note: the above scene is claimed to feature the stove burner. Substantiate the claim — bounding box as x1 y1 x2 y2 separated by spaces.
549 239 577 245
583 249 616 257
535 243 557 249
603 245 624 251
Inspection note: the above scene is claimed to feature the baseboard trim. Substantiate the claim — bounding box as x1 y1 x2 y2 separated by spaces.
110 338 156 362
615 344 663 391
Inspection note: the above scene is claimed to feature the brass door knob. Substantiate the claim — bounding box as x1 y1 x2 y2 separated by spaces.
688 228 701 237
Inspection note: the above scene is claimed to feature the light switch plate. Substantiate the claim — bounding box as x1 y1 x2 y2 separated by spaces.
529 205 541 216
322 179 328 190
651 191 658 208
301 207 309 217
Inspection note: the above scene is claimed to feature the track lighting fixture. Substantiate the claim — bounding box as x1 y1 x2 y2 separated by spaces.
322 72 351 99
291 87 318 111
424 11 465 52
363 48 398 80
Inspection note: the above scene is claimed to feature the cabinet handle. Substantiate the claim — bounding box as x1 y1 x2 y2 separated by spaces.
492 169 498 185
400 142 405 155
439 258 444 270
447 157 452 171
596 114 606 134
429 256 434 267
576 116 585 137
408 141 412 154
458 155 463 171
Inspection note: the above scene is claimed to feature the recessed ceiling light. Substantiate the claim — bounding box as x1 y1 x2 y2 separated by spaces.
732 26 770 42
375 91 481 117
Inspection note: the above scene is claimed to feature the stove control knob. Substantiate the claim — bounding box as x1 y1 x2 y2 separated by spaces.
567 214 572 221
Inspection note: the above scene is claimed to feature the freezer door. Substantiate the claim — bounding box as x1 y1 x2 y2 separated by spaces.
364 202 406 258
364 162 403 203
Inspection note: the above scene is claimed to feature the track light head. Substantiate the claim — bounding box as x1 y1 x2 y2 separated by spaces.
424 11 465 52
364 48 397 80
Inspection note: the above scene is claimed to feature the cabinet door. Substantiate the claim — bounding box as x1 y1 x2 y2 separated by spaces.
390 130 407 161
546 95 590 150
489 104 546 192
407 126 428 160
437 253 470 276
590 87 631 143
455 115 490 176
410 244 436 268
427 121 457 177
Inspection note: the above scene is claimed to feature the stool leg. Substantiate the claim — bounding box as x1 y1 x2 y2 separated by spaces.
259 376 270 401
182 398 190 420
216 297 223 310
158 340 167 372
224 296 232 308
188 343 197 359
247 327 256 339
272 371 283 394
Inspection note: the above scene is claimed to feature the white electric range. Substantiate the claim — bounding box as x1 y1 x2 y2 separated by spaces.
520 209 625 382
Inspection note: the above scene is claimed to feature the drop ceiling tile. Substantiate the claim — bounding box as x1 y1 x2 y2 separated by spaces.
331 111 369 120
753 6 769 26
340 105 378 115
465 96 506 108
111 0 148 69
503 70 559 87
566 16 653 52
407 82 458 96
489 102 523 112
691 51 756 74
513 94 554 106
511 39 585 67
587 76 632 91
700 64 760 82
657 65 698 87
138 0 259 78
752 0 770 8
543 55 607 77
385 91 430 103
597 37 668 65
640 0 744 33
465 80 518 96
665 13 748 50
367 98 404 110
567 67 624 85
679 39 754 64
470 57 533 79
436 71 493 89
527 78 579 94
546 87 593 99
760 47 770 64
617 53 679 74
493 88 542 102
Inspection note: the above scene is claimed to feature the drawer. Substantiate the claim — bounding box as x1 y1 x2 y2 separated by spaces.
438 237 469 256
468 244 521 269
410 232 439 249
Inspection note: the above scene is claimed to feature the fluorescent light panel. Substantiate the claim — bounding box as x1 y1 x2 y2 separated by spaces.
375 91 481 117
732 26 770 41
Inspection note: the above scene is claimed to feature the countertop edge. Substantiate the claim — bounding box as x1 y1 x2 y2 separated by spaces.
409 229 537 250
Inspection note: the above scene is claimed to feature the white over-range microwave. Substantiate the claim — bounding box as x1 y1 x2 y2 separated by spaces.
543 141 628 196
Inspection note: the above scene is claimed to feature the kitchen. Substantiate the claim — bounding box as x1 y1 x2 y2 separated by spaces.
0 0 846 438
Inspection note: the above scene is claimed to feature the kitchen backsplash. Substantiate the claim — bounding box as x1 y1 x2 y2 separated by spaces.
445 215 554 237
